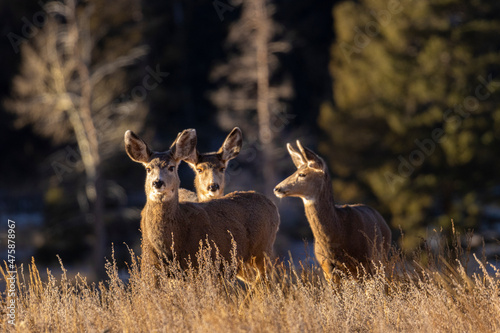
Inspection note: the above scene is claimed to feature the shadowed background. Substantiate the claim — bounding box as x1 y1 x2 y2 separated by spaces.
1 0 499 279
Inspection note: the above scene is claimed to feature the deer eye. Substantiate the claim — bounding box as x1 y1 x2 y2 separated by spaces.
298 173 306 178
146 167 151 173
197 169 203 174
168 166 175 172
220 167 225 172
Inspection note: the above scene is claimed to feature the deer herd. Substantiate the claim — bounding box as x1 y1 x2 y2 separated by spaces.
124 127 391 283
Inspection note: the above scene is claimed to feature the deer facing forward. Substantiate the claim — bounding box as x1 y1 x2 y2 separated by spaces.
125 129 279 280
274 141 391 279
179 127 242 202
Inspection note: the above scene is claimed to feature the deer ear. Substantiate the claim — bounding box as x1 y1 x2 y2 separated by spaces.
124 130 152 163
171 129 197 161
183 149 199 166
296 140 326 172
218 127 242 162
287 143 306 168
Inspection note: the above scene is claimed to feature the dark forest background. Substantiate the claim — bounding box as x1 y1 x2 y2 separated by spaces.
1 0 500 279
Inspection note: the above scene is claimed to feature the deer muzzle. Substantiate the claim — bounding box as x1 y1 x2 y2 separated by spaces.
152 180 165 189
273 186 287 198
207 183 220 192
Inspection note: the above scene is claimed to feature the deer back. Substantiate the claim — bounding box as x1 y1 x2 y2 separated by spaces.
176 191 279 266
331 204 391 265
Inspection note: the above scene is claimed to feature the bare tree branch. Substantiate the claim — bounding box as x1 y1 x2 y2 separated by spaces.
90 47 149 87
5 0 148 279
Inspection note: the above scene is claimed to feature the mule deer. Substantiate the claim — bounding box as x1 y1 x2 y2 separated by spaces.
274 141 391 279
124 129 279 280
179 127 242 202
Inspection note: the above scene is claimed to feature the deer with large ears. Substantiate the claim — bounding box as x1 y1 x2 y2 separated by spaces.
179 127 242 202
274 141 391 279
124 129 279 280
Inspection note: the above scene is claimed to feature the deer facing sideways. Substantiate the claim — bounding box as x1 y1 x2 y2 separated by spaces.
274 141 391 279
124 129 279 280
179 127 242 202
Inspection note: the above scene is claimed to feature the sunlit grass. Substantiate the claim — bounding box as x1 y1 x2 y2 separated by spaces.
1 229 500 332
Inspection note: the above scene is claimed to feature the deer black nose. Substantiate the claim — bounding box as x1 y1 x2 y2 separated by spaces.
274 186 282 193
152 180 164 189
207 183 220 192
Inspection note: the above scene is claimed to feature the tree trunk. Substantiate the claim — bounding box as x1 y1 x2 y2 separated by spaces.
90 166 106 280
78 59 107 280
254 0 276 197
64 57 107 280
66 106 106 280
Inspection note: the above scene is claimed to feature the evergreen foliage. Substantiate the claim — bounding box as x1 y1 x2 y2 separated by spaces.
324 0 500 248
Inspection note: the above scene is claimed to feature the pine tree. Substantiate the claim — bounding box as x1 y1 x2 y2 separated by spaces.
323 0 500 248
210 0 293 196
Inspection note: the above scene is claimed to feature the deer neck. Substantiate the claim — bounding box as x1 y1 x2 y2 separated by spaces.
144 197 178 222
302 175 340 249
142 193 183 252
196 190 205 202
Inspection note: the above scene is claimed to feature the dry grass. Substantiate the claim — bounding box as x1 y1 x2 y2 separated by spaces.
1 230 500 333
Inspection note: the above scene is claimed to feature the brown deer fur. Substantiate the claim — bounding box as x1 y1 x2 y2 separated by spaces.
124 129 279 279
274 141 391 279
180 127 242 202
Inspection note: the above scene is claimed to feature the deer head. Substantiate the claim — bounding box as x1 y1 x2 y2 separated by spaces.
274 140 328 202
184 127 242 201
124 129 197 202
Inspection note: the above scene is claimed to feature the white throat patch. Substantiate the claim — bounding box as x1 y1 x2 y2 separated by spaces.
302 197 316 205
